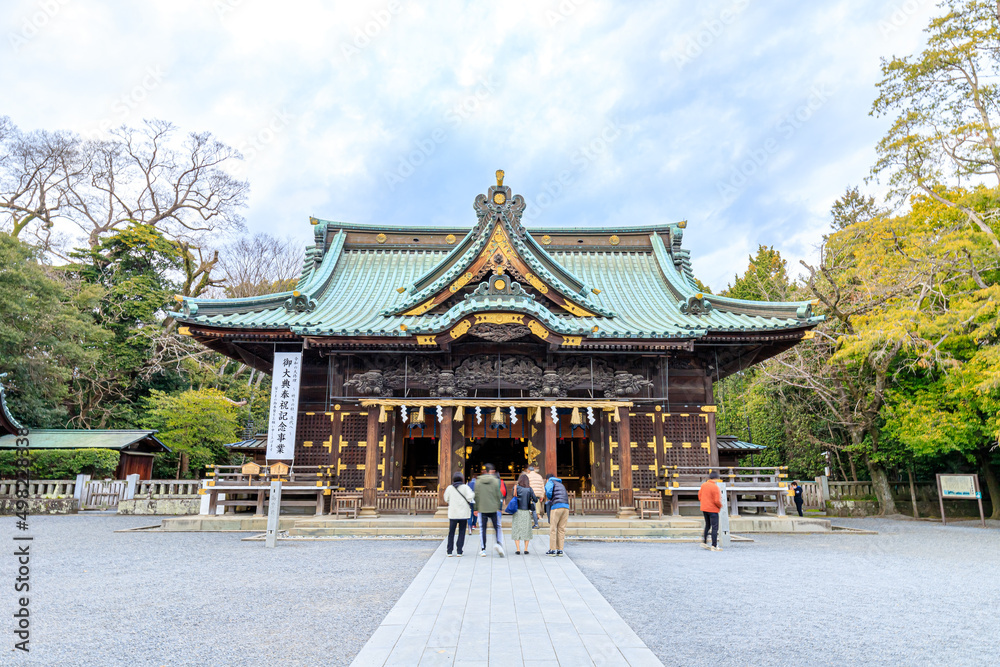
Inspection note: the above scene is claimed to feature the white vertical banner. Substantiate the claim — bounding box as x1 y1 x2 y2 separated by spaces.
266 352 302 460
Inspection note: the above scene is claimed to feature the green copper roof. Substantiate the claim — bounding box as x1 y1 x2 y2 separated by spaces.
0 430 169 452
170 183 823 342
0 374 23 436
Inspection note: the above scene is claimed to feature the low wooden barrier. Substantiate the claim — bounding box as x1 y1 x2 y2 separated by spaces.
579 491 618 516
377 491 415 514
0 480 76 498
201 464 339 515
413 490 438 514
136 480 201 498
657 466 792 517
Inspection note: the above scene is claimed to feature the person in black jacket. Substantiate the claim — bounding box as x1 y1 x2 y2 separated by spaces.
511 474 538 555
792 481 804 517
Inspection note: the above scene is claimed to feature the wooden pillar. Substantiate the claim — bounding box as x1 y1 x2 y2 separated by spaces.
705 373 720 467
361 408 379 514
330 408 342 486
618 408 634 514
437 407 453 509
652 406 665 478
391 411 405 491
545 408 557 479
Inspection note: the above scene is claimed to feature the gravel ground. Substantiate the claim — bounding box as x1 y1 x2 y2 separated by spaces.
1 514 435 667
571 517 1000 667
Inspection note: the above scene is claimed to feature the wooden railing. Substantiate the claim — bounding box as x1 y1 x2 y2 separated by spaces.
377 491 415 514
827 481 874 500
657 466 792 516
136 480 201 497
0 479 77 498
579 491 618 515
80 480 127 509
796 481 823 509
375 490 439 514
413 490 438 514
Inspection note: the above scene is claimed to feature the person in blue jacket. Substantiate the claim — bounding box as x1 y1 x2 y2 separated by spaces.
467 475 478 533
544 474 570 557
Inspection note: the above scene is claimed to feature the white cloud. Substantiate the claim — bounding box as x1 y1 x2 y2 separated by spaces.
0 0 938 289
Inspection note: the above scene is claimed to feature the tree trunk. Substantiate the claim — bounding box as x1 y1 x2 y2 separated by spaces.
977 449 1000 520
867 459 897 515
848 453 858 482
180 451 190 478
907 466 919 518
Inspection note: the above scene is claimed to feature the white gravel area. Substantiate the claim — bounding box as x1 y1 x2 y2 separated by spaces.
1 514 435 667
570 517 1000 667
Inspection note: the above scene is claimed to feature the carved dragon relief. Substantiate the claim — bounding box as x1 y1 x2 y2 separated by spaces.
540 357 652 398
453 355 544 397
344 353 651 400
345 358 450 397
467 323 532 342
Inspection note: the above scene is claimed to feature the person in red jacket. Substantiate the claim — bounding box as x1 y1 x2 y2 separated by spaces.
698 470 723 551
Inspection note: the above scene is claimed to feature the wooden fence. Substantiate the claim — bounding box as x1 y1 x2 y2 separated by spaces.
136 480 201 497
579 491 619 515
79 480 128 509
0 478 201 510
376 490 439 514
0 479 76 498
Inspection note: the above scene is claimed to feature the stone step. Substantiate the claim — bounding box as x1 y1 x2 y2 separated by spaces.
160 514 830 534
288 524 706 538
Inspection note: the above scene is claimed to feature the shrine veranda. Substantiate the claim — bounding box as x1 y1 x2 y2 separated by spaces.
171 173 822 511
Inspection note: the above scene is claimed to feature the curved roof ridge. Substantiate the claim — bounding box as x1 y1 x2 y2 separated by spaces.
384 182 614 318
0 374 24 436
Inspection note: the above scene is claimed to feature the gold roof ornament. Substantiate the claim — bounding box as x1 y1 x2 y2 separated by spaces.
496 169 504 188
445 234 456 244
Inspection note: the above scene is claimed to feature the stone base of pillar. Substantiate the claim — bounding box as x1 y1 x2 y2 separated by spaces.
359 506 379 518
616 506 637 519
433 505 450 518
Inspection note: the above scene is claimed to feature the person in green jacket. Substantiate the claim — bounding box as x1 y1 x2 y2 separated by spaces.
473 463 506 557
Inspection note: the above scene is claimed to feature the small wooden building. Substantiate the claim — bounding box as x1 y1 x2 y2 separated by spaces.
0 375 169 480
716 435 767 468
225 433 268 465
171 173 820 510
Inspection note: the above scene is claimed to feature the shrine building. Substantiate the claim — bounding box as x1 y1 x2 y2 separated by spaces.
171 172 821 513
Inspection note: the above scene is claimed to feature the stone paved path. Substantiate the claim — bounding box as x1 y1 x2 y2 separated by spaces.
350 534 663 666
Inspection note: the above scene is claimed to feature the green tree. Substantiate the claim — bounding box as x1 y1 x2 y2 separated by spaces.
871 192 1000 516
716 245 830 480
0 233 107 427
143 388 242 479
64 224 186 427
871 0 1000 251
724 245 791 301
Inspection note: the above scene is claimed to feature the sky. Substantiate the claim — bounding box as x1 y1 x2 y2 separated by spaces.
0 0 938 291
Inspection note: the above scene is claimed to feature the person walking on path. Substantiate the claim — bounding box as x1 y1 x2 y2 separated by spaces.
525 465 545 529
512 473 538 555
443 472 476 556
467 475 478 534
792 481 804 517
699 470 723 551
544 474 570 557
474 463 506 558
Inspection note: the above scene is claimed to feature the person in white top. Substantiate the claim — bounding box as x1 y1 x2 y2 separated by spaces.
443 472 476 556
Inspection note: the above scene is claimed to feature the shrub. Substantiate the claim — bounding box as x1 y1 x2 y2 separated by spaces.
0 449 120 479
